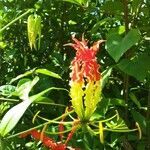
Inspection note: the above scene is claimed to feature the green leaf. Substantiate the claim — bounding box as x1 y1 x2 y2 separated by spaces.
106 33 122 62
63 0 88 6
0 85 16 96
131 0 142 15
63 0 82 5
10 68 61 84
121 29 140 54
10 69 36 84
91 18 110 34
35 69 61 79
106 117 128 130
106 29 141 62
68 20 77 25
14 77 39 100
0 85 66 137
129 92 141 109
137 141 145 150
34 96 54 103
92 96 110 119
0 100 32 137
131 110 146 134
30 87 68 102
101 1 124 14
101 67 112 89
110 98 126 107
118 26 125 35
117 54 150 81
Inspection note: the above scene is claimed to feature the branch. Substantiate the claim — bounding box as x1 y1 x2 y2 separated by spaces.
0 9 33 33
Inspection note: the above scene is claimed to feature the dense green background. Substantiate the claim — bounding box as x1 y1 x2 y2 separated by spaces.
0 0 150 149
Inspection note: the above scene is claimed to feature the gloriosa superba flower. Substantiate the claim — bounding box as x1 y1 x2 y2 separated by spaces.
66 35 105 121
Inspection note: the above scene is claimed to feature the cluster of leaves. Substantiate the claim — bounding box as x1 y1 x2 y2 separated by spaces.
0 0 150 149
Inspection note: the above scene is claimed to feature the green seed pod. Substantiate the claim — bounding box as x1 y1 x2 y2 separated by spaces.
27 14 41 50
34 15 41 49
27 15 35 49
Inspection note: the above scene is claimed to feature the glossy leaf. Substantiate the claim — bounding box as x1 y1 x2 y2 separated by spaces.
30 87 68 102
129 92 141 109
10 68 61 84
106 29 141 62
110 98 126 107
14 77 39 100
10 69 36 84
106 33 122 62
101 67 112 89
117 54 150 81
0 100 32 137
94 96 110 118
121 29 140 54
36 69 62 79
0 85 66 137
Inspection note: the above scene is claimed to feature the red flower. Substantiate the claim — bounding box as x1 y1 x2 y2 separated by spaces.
19 129 80 150
20 129 66 150
66 35 104 83
66 35 105 120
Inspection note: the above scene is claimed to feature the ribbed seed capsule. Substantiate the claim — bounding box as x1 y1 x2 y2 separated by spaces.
27 15 35 49
27 14 41 50
34 15 41 49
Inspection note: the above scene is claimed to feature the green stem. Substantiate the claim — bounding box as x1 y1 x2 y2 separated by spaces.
94 128 137 134
37 115 74 124
45 128 72 135
0 9 33 33
6 110 74 139
104 128 138 132
93 113 118 124
36 101 66 107
0 98 66 107
0 98 19 102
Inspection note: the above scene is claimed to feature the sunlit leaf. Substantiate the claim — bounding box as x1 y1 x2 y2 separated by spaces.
101 67 112 89
10 69 36 84
63 0 82 5
36 69 62 79
30 87 68 102
0 85 16 96
63 0 88 6
106 29 141 62
34 96 54 103
0 100 32 137
10 68 61 84
14 77 39 100
0 86 66 137
0 102 10 117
